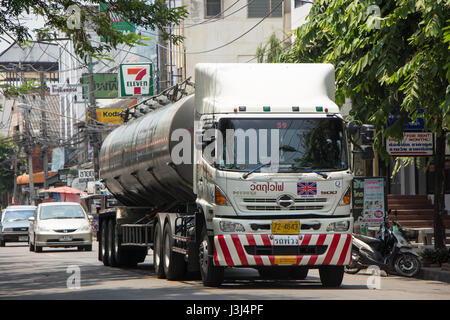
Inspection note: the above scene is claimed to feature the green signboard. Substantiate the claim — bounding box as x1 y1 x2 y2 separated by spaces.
81 73 118 99
99 3 136 42
118 63 153 97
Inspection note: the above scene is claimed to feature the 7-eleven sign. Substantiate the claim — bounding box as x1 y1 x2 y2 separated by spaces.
119 63 153 97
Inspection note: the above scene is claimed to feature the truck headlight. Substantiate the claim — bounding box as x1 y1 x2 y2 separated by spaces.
338 187 351 206
215 186 228 206
219 221 245 232
326 221 350 232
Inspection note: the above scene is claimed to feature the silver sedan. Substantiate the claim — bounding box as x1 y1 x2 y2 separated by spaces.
29 202 92 252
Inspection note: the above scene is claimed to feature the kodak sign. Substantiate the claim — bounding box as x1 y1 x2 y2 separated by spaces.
119 63 153 97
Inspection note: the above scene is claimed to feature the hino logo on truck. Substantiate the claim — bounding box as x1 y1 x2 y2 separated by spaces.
250 182 284 193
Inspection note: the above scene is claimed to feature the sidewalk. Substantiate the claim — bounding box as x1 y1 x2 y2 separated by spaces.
416 263 450 284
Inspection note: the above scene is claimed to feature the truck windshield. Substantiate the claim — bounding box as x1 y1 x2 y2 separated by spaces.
217 118 348 172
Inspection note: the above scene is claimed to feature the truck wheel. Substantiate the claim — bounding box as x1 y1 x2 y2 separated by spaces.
199 226 223 287
0 240 5 247
98 223 103 262
319 265 344 287
108 219 118 266
153 221 165 278
162 222 186 280
101 219 110 266
29 239 34 252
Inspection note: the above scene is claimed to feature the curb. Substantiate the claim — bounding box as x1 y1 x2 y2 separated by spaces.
416 267 450 284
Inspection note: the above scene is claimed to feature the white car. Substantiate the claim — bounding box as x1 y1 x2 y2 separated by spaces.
29 202 92 252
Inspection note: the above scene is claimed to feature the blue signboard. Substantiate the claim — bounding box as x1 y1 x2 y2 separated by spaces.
386 109 425 132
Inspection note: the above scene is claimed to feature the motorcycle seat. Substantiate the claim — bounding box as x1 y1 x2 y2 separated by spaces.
354 234 383 250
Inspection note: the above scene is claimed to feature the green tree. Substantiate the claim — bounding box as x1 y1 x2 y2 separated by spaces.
286 0 449 249
256 33 289 63
0 0 188 61
0 137 16 206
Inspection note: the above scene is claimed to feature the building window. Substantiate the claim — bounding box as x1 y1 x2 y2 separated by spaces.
294 0 314 8
205 0 221 17
248 0 283 18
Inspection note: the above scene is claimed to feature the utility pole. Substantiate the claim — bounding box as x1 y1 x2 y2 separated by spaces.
23 107 35 205
88 56 99 180
158 28 168 93
40 68 49 193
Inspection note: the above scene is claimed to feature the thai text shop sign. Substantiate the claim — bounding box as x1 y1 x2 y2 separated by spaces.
119 63 153 97
352 177 386 231
386 132 433 156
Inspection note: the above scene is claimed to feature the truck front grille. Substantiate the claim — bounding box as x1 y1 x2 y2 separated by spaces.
240 197 327 212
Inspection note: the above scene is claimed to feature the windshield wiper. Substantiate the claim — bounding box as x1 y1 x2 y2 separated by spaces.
242 161 271 179
292 166 329 179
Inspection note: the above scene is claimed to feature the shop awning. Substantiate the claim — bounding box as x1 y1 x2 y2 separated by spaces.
40 186 87 195
17 171 58 185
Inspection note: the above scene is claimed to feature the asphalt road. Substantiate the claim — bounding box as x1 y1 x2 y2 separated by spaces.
0 241 449 302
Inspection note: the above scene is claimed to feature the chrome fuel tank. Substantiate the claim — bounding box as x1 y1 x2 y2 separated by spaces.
99 95 195 208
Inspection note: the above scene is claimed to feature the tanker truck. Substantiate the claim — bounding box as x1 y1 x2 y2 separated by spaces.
97 63 373 287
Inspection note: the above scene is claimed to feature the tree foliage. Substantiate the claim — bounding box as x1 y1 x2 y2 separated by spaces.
0 137 15 197
284 0 449 145
0 0 188 61
256 33 287 63
284 0 449 249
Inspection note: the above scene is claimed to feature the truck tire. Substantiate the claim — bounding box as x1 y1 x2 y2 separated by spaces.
153 221 165 279
199 225 223 287
107 219 118 266
98 222 103 262
101 219 110 266
319 265 344 287
29 239 35 252
162 222 186 280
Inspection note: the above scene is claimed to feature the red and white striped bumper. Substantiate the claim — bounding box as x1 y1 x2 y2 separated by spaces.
213 233 352 267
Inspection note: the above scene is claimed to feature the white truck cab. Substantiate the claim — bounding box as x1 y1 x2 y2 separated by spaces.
193 64 353 285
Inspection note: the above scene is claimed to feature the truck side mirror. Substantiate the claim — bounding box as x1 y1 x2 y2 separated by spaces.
360 145 374 160
347 120 360 136
360 125 375 144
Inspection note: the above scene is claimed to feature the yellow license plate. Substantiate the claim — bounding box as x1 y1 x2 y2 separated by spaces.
272 220 300 235
274 256 298 265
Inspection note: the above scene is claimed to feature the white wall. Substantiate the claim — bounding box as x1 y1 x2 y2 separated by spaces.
182 0 284 80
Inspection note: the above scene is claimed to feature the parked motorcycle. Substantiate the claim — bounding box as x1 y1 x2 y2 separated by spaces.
345 212 421 277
